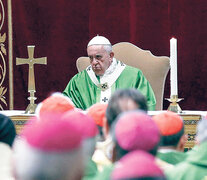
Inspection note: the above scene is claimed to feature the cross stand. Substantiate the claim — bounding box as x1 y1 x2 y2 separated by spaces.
25 91 37 114
165 95 183 113
16 45 47 114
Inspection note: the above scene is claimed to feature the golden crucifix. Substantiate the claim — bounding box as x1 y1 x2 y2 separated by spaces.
16 45 47 114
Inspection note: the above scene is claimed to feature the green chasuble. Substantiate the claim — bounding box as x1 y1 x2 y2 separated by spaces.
63 60 156 110
166 141 207 180
157 150 187 165
91 164 114 180
82 159 98 180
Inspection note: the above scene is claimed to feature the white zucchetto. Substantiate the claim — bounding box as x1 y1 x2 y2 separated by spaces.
87 35 111 47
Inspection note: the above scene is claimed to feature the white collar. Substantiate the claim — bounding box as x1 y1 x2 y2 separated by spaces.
86 59 126 103
86 58 125 90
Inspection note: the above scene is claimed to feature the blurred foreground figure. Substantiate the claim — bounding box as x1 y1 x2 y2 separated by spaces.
166 117 207 180
152 111 187 165
62 110 98 180
87 103 108 141
93 89 148 171
35 92 75 117
105 88 148 138
94 110 163 180
112 110 160 160
13 113 84 180
0 114 16 180
111 150 166 180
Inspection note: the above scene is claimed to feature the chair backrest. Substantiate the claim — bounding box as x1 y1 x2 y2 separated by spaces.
76 42 170 110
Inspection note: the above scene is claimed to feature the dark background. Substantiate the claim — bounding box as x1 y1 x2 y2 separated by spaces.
10 0 207 110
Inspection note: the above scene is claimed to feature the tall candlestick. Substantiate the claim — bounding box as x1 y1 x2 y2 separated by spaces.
166 38 183 113
170 38 178 97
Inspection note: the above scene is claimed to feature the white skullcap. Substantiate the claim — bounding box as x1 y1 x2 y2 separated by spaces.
87 35 111 47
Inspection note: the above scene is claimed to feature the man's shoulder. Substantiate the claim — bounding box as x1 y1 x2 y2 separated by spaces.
119 61 141 72
71 69 88 81
120 62 143 75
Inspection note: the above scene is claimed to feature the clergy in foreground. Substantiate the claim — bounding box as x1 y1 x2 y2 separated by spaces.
63 35 156 110
153 111 187 165
166 116 207 180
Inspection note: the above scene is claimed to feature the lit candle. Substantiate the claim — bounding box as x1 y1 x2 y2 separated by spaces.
170 38 178 97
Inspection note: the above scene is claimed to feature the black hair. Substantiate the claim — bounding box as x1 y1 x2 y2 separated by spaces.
159 125 184 147
106 88 148 127
0 114 16 147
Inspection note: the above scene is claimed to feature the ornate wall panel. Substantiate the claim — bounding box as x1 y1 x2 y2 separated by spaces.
0 0 12 110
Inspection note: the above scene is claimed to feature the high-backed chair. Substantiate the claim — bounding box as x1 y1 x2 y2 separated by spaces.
76 42 170 110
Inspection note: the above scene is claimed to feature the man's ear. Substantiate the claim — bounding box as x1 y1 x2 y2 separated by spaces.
103 117 109 139
110 52 114 58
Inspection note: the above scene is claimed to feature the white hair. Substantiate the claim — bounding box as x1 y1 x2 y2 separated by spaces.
103 44 112 53
13 139 84 180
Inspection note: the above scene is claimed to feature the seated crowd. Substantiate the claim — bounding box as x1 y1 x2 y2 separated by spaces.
1 89 207 180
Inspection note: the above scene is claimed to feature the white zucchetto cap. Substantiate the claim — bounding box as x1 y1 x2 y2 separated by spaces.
87 35 111 47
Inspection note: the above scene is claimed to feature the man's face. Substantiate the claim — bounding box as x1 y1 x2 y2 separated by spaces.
87 45 114 76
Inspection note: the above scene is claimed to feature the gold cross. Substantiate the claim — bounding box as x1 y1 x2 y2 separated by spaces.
16 46 47 92
16 45 47 113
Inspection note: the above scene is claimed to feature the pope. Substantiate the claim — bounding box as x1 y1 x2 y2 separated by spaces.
63 35 156 110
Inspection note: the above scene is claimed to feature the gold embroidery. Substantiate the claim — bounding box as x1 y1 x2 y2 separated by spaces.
0 1 7 110
99 82 108 91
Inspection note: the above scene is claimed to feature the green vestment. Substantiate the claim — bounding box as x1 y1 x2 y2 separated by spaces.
166 141 207 180
63 60 156 110
91 164 114 180
157 151 187 165
82 159 97 180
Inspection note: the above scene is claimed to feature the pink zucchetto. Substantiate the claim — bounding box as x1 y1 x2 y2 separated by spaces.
36 92 75 118
21 113 82 152
62 110 98 138
115 111 160 152
14 113 85 180
111 150 165 180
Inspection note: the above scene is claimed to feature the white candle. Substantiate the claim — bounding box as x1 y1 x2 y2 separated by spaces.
170 38 178 96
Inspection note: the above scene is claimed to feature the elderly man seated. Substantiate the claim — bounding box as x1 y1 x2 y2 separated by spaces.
63 35 156 110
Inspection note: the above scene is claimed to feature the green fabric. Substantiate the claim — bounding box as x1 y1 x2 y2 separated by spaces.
82 159 98 180
63 64 156 110
185 144 199 156
166 141 207 180
91 164 114 180
157 151 187 165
